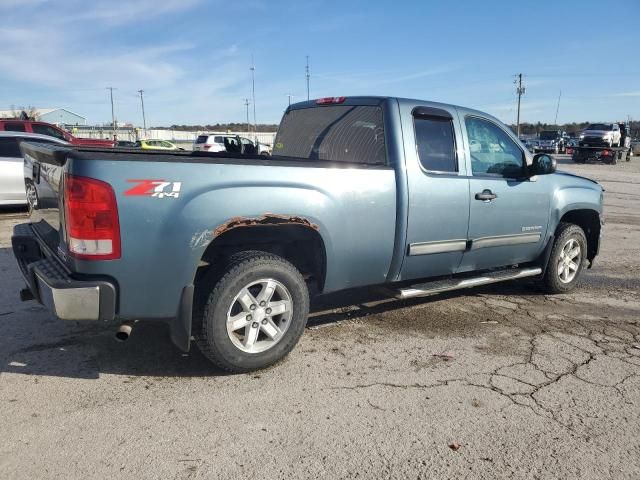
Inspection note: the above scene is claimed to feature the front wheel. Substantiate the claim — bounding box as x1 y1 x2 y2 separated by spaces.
194 251 309 372
540 223 587 294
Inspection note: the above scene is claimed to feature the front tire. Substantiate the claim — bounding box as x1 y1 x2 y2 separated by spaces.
540 223 587 294
195 251 309 373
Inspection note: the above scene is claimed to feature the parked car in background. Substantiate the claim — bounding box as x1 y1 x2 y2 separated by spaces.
0 132 68 206
0 120 114 148
534 130 567 154
13 96 603 372
116 140 137 148
135 139 181 150
630 139 640 155
193 133 271 155
579 123 622 148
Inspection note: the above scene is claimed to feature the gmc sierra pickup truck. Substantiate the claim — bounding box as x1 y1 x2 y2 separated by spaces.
12 96 603 372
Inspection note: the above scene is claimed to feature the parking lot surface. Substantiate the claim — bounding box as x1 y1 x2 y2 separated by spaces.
1 156 639 479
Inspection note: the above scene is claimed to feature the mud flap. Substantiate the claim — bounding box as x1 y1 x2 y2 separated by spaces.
170 284 194 352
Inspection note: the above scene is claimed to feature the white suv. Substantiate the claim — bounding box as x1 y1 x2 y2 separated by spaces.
193 134 271 155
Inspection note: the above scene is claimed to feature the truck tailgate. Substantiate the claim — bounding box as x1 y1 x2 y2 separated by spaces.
20 142 70 254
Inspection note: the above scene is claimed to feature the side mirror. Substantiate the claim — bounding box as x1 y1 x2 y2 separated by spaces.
530 153 556 176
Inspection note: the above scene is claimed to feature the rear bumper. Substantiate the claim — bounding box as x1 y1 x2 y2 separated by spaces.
11 223 116 321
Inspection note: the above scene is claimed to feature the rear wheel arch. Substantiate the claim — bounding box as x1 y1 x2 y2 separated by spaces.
196 222 327 294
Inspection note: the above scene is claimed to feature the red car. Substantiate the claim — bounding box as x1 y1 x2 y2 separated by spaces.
0 120 114 148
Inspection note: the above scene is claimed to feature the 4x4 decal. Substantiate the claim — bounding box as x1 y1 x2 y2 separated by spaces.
125 179 182 199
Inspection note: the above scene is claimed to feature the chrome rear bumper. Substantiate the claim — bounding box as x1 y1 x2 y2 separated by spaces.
12 223 116 321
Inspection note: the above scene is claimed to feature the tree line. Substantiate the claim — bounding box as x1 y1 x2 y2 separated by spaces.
510 121 640 136
163 123 280 132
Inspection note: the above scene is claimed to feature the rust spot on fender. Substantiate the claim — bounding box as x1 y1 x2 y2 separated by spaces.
212 213 320 238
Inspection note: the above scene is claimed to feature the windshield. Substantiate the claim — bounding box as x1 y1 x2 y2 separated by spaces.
585 124 612 131
539 131 559 140
273 105 386 164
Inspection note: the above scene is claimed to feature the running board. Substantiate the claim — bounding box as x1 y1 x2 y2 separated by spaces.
381 267 542 300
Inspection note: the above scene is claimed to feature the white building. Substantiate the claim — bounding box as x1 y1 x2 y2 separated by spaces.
0 108 86 125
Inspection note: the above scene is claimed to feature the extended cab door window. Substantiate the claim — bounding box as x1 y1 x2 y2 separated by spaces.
0 137 21 158
414 116 457 173
465 116 524 178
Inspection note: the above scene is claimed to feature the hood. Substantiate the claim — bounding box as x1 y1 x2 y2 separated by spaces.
554 170 599 186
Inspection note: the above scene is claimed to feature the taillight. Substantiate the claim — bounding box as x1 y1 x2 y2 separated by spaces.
203 145 211 150
601 150 611 157
316 96 346 105
64 174 121 260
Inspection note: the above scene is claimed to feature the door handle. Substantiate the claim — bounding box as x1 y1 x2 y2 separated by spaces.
475 189 497 201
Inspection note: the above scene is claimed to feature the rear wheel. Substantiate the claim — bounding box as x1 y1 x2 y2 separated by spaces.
540 223 587 294
194 251 309 372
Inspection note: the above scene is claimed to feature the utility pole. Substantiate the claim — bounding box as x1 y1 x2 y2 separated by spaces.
137 89 147 134
244 98 250 134
514 74 525 136
554 89 562 125
250 55 257 142
305 55 310 101
106 87 117 139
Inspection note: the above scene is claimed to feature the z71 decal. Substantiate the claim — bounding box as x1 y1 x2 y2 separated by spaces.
125 179 182 199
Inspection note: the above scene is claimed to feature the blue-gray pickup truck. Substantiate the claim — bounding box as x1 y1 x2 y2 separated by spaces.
12 96 603 372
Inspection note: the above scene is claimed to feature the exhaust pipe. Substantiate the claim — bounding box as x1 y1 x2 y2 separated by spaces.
115 321 135 342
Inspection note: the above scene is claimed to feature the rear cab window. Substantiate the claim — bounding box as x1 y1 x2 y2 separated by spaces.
195 135 208 144
3 122 27 132
273 104 386 165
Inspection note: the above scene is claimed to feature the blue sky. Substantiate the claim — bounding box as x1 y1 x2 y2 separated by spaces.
1 0 638 126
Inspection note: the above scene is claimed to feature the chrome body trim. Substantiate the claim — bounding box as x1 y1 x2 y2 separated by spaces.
471 233 541 250
408 239 467 256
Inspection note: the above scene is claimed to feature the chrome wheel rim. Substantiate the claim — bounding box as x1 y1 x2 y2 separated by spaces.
226 278 293 354
557 239 581 284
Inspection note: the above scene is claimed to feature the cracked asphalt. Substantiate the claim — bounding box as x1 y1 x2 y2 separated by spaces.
1 155 639 479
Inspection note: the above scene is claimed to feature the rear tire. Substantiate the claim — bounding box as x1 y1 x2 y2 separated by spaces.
540 223 587 294
194 251 309 373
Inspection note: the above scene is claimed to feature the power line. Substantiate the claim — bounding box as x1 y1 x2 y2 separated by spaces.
514 74 525 136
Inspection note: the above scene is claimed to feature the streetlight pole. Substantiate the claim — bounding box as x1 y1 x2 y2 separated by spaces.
250 55 257 143
138 89 147 135
514 74 525 136
244 98 250 134
107 86 117 139
305 55 310 101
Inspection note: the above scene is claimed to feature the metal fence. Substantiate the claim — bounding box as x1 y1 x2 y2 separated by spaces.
63 126 277 146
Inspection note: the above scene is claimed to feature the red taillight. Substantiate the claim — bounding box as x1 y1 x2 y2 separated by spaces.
203 145 211 150
64 174 121 260
601 150 611 157
316 96 346 105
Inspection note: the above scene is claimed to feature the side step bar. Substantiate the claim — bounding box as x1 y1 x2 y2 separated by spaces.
381 267 542 300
